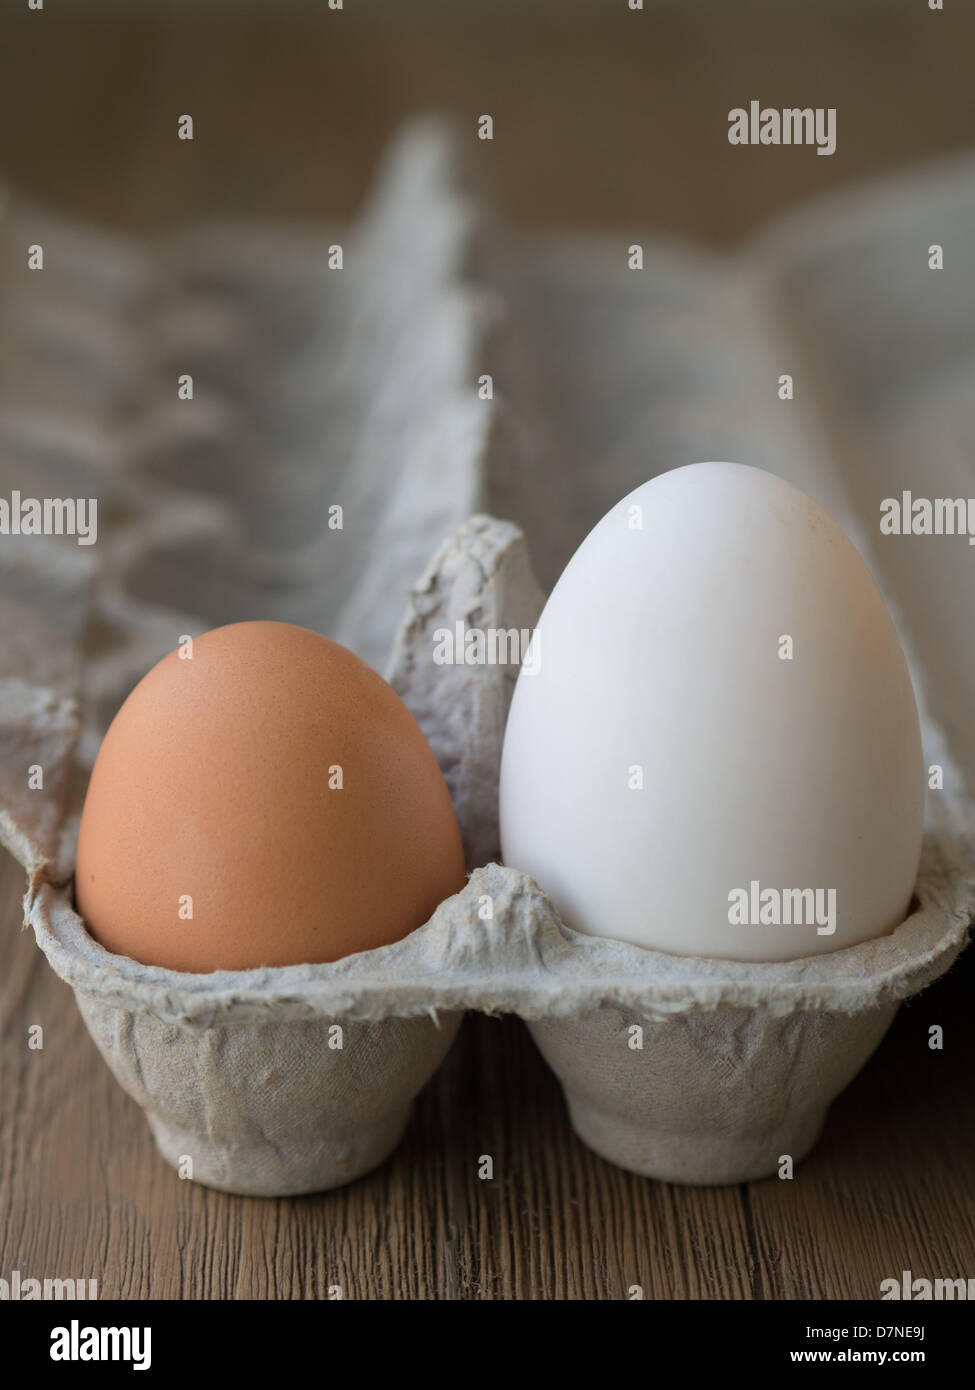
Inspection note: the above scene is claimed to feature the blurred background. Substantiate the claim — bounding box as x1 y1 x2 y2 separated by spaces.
3 0 975 244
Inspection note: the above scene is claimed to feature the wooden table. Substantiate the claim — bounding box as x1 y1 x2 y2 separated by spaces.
1 2 974 1300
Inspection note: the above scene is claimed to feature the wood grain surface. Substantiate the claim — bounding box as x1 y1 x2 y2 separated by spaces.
1 3 974 1301
2 4 975 244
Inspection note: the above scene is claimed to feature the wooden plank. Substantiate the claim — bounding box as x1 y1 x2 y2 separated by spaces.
2 8 975 244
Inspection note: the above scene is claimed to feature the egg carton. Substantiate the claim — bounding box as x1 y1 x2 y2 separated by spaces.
2 121 974 1192
10 514 974 1192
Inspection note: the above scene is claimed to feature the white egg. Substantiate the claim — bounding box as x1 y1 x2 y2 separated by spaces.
499 462 924 962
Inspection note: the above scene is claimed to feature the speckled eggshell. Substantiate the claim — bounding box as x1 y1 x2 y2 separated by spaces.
75 621 467 971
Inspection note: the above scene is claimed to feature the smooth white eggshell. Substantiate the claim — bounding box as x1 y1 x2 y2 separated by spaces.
499 461 924 962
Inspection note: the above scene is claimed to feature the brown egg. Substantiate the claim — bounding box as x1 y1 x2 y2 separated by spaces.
75 621 466 972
